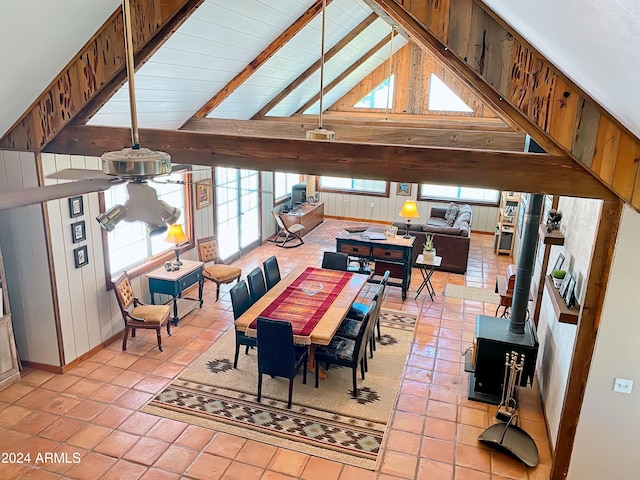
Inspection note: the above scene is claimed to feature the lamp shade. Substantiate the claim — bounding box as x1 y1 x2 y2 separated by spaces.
164 224 187 244
399 200 420 219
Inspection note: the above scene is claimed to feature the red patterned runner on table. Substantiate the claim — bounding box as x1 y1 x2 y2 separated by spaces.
247 267 353 344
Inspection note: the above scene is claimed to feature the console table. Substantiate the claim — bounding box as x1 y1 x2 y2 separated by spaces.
148 260 204 325
281 202 324 236
336 229 414 300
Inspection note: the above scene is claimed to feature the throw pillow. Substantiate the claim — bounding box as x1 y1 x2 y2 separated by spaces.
444 203 459 226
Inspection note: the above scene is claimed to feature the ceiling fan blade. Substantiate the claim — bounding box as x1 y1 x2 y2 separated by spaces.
46 168 115 181
0 179 120 211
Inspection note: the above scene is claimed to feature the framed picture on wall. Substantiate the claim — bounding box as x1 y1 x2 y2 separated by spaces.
559 271 573 298
564 277 577 308
69 196 84 218
396 183 412 196
71 221 86 243
195 179 212 209
74 245 89 268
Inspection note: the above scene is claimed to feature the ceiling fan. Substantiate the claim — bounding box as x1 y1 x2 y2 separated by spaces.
0 0 182 235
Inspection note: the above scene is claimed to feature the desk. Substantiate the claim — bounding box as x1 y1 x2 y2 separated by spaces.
415 254 442 300
235 266 367 346
336 229 414 300
148 260 204 325
281 202 324 236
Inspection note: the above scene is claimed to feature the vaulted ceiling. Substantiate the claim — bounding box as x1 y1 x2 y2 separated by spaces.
1 0 639 206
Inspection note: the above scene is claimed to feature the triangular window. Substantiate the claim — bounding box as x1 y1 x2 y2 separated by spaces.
428 74 473 112
353 75 395 109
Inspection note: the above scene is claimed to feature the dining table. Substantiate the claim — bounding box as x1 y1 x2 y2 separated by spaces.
234 265 367 348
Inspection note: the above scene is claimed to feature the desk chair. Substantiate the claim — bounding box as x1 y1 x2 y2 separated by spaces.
272 211 305 248
197 236 242 302
113 272 171 352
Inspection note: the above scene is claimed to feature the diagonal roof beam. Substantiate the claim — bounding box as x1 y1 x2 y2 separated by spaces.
0 0 204 152
294 31 397 115
252 12 379 119
193 0 332 119
44 124 615 200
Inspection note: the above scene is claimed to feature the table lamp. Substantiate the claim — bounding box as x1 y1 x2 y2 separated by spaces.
164 224 188 267
398 200 420 238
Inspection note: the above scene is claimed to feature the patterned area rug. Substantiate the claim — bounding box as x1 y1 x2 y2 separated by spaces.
444 284 500 304
143 309 416 469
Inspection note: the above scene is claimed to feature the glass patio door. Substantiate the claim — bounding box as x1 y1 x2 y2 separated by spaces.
215 167 260 261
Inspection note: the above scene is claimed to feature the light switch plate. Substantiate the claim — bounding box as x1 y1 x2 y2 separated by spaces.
613 378 633 394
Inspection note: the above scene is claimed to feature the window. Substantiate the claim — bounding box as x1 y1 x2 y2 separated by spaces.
419 184 499 204
274 172 302 203
104 171 187 275
353 75 395 109
318 177 388 195
428 74 473 112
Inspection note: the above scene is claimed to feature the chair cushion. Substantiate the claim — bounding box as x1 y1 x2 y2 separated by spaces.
336 318 362 338
204 264 241 282
130 305 170 325
320 336 356 360
288 223 305 233
444 203 460 226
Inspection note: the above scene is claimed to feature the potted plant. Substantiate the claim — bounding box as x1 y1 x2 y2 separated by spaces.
423 234 436 262
551 269 566 288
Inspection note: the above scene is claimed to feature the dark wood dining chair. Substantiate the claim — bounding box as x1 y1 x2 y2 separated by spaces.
321 251 349 271
247 267 267 303
230 280 257 368
263 255 281 291
314 300 376 398
256 317 308 409
113 272 171 352
196 236 242 301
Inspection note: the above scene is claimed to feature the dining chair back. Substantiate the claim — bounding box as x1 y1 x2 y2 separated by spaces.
256 317 308 409
263 255 281 291
113 271 171 352
230 280 257 368
247 267 268 303
321 251 349 271
196 236 242 301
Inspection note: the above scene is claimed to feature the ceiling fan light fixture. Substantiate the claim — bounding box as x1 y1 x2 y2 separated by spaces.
96 204 126 232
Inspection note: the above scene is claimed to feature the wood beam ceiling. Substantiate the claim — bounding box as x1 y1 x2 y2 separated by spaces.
193 0 332 119
294 32 397 115
182 117 525 151
44 124 615 200
0 0 204 152
252 12 379 119
367 0 640 207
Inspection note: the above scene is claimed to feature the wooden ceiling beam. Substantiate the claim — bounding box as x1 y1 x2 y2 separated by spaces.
0 0 204 152
181 117 525 151
193 0 332 119
252 12 379 119
44 124 615 200
294 32 396 115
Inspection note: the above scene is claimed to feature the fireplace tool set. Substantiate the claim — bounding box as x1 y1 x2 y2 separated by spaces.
478 351 539 467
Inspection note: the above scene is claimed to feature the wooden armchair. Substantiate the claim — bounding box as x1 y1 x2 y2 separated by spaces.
113 272 171 352
196 236 242 301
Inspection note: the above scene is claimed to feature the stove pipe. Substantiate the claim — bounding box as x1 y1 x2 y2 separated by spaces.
509 193 543 334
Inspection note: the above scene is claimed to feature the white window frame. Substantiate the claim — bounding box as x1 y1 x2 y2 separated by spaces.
318 177 389 196
419 183 500 205
274 172 303 203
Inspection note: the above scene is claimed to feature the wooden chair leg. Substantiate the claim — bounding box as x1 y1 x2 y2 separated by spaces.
156 327 163 352
122 325 130 351
131 328 136 337
166 321 171 336
287 378 293 409
257 374 263 403
315 361 320 388
352 368 358 398
216 283 221 302
302 359 307 384
234 342 241 368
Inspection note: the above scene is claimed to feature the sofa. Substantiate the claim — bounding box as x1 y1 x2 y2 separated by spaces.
393 203 473 274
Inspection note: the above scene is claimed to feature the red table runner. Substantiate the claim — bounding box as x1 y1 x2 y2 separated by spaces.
247 267 353 344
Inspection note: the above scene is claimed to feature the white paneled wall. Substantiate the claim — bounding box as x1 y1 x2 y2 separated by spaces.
319 181 499 233
0 151 60 366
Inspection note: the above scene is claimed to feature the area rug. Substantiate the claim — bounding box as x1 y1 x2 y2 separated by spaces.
143 309 417 469
444 284 500 304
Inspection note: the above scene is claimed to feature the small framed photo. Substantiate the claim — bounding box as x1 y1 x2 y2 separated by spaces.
396 183 412 196
564 277 577 308
195 179 212 209
71 221 86 243
559 271 572 298
384 225 398 238
73 245 89 268
553 253 565 272
69 196 84 217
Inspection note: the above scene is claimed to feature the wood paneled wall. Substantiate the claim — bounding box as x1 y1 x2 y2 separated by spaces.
381 0 640 209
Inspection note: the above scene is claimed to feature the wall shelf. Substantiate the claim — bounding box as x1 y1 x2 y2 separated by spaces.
544 275 579 325
539 224 565 245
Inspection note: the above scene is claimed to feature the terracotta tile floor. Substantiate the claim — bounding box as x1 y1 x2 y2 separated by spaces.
0 220 551 479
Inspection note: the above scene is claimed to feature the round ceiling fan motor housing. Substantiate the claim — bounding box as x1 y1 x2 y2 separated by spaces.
101 147 172 179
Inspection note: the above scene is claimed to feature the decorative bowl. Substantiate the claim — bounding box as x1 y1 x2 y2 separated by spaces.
299 281 324 296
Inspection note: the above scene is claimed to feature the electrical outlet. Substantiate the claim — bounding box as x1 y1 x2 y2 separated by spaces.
344 200 348 206
613 378 633 394
370 201 374 208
